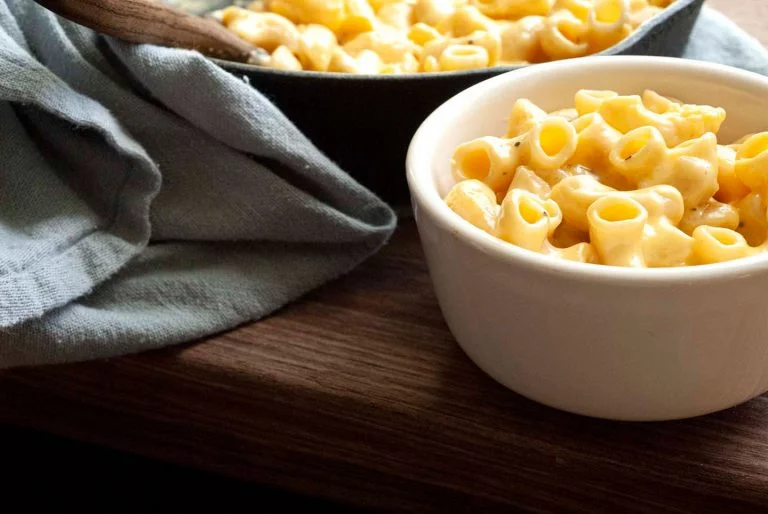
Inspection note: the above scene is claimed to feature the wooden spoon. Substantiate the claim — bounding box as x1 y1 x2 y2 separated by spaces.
32 0 269 64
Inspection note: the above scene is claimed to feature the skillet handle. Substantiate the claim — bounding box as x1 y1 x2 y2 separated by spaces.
32 0 267 64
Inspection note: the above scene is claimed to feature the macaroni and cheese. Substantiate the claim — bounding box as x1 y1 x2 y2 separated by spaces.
215 0 676 73
445 89 768 267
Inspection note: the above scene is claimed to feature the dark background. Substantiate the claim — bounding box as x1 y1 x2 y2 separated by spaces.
0 424 362 513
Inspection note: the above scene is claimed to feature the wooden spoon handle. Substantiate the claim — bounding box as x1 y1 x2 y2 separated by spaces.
32 0 266 64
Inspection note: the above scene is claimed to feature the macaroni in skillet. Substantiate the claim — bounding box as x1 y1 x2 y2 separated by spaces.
214 0 676 73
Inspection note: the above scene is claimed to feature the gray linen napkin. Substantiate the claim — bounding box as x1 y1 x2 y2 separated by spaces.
0 0 396 368
0 4 766 369
684 7 768 75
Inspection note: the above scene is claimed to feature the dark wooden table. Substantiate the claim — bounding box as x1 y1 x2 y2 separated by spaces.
3 2 768 512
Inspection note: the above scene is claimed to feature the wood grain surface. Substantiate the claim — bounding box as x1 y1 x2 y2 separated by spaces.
2 2 768 512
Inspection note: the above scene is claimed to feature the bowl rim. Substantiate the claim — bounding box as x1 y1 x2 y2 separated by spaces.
215 0 703 81
406 55 768 285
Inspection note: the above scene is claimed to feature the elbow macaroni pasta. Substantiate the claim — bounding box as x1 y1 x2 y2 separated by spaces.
445 89 768 267
217 0 676 73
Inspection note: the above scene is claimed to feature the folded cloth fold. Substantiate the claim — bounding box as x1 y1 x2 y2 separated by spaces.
684 8 768 75
0 0 396 368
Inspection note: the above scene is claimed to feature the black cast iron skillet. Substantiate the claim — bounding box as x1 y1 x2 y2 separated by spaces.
33 0 706 205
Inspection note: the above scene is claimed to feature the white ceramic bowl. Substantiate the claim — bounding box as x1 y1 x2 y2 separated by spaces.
406 56 768 421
